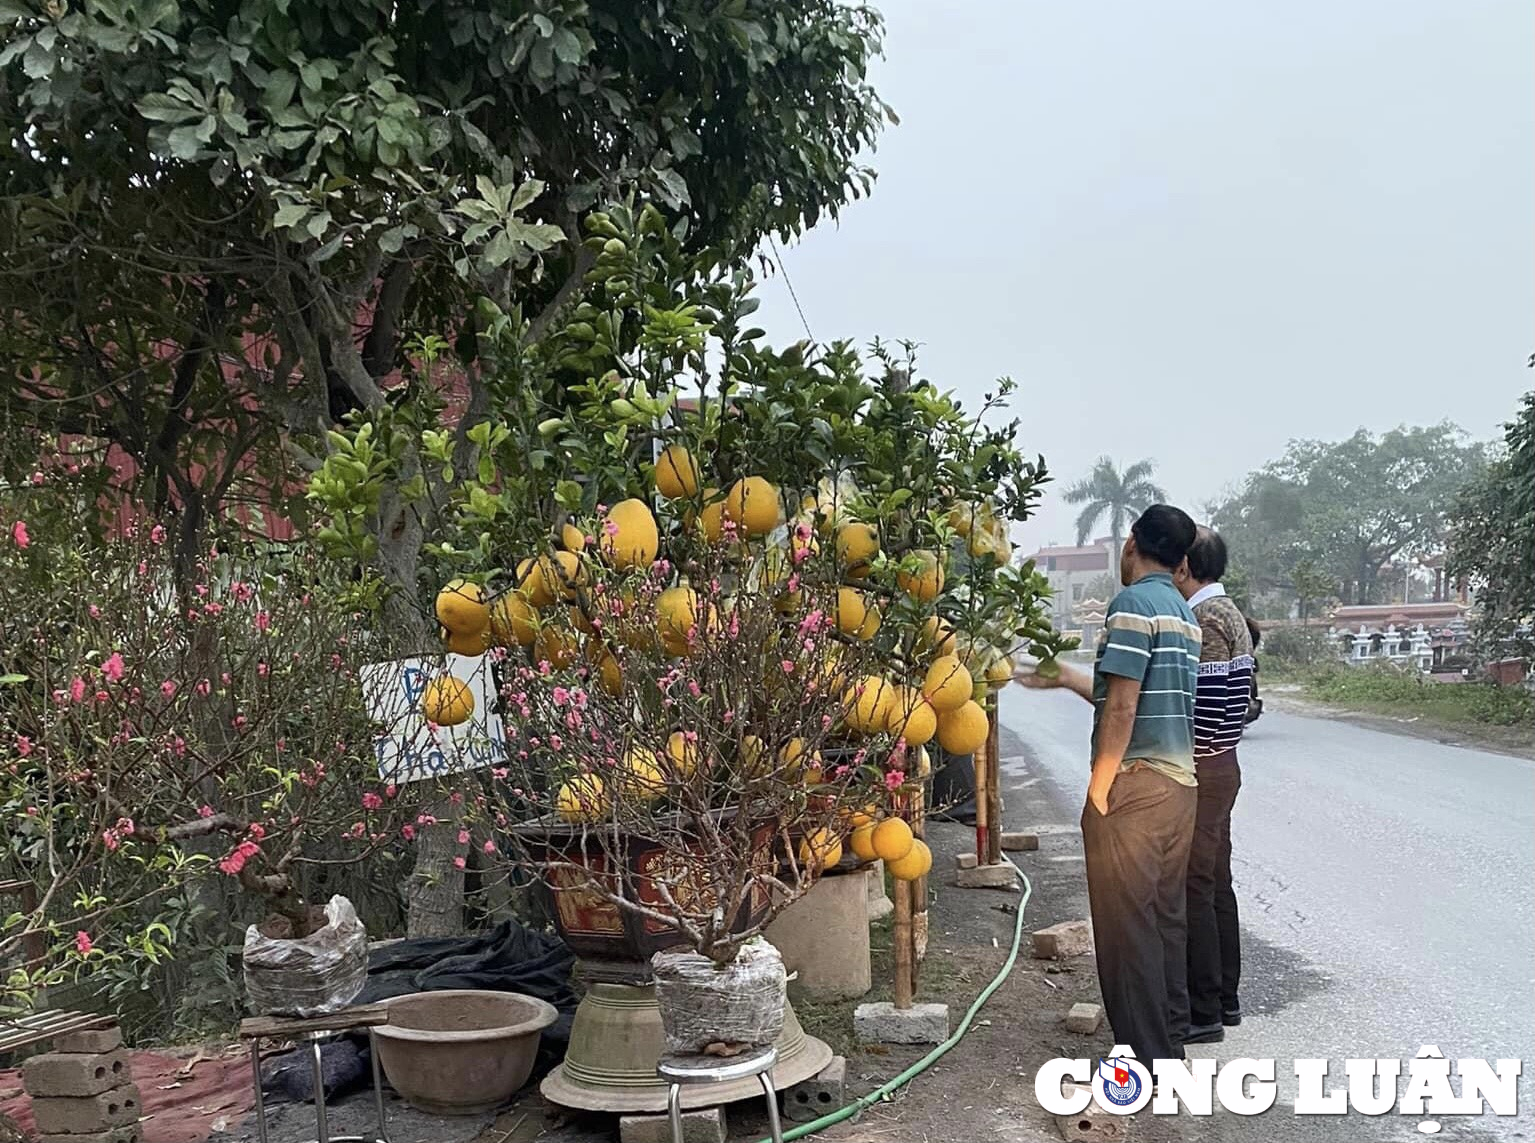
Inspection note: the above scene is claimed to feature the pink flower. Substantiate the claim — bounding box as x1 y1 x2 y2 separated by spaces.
69 677 86 703
149 524 166 544
483 840 497 854
30 471 43 486
194 678 211 696
88 604 102 619
362 791 383 811
11 520 29 549
781 659 795 675
198 805 214 818
100 652 125 683
16 735 31 757
231 714 247 730
254 611 271 633
453 856 467 870
248 822 266 840
549 734 564 751
401 824 416 841
74 931 93 955
160 680 177 698
457 829 471 845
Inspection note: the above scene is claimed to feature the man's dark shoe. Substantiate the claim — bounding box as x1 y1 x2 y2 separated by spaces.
1222 1007 1242 1027
1183 1023 1225 1045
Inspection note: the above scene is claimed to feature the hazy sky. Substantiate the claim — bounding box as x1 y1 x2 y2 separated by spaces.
753 0 1534 550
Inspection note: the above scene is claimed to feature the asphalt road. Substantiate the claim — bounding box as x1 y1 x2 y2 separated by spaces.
996 687 1535 1142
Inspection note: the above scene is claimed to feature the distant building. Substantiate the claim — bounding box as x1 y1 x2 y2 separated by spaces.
1328 601 1472 674
1026 537 1118 629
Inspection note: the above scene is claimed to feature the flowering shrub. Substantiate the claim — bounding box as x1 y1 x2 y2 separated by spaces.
0 475 403 1010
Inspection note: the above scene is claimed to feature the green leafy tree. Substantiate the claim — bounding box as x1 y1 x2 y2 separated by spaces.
1213 425 1485 606
1062 457 1167 550
0 0 891 575
1448 391 1534 663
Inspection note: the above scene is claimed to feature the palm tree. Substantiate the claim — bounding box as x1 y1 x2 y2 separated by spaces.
1063 456 1168 551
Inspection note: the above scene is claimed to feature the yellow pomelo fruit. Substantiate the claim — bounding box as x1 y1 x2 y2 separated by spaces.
778 737 817 778
871 818 915 863
569 605 595 634
835 522 879 579
488 593 538 647
533 625 580 669
947 502 977 537
435 579 489 634
848 823 878 862
518 554 583 606
421 675 474 726
619 747 666 803
896 550 945 602
798 828 843 870
835 587 870 637
887 838 932 882
922 655 973 713
601 498 660 570
919 615 957 658
888 691 938 747
441 624 488 657
739 734 768 779
985 655 1015 688
665 731 701 780
936 699 989 755
593 649 623 696
560 523 587 552
656 585 700 656
655 444 702 499
845 675 896 736
856 607 882 641
556 774 607 823
724 476 780 536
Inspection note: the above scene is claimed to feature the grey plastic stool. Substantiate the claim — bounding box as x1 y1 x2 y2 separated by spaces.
657 1047 783 1143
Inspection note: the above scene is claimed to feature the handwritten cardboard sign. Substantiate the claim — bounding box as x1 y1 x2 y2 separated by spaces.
360 653 507 784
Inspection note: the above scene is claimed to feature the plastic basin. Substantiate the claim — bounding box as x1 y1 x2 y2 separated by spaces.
373 989 558 1114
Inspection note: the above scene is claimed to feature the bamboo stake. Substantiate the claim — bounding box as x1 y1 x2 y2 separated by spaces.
892 877 913 1010
986 696 1002 866
911 747 930 995
973 732 989 865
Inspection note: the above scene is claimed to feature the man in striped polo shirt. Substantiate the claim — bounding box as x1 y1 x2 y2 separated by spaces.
1173 526 1253 1046
1021 505 1201 1063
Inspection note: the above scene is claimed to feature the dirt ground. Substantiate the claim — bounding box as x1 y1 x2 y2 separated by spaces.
1263 686 1535 760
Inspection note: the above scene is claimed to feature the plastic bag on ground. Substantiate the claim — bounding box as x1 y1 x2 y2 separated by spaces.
652 939 786 1055
244 895 368 1017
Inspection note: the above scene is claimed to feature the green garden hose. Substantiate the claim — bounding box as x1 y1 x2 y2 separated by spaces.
762 862 1034 1142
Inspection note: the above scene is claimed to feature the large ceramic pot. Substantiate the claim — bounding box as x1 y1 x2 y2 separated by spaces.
373 989 558 1114
512 814 777 963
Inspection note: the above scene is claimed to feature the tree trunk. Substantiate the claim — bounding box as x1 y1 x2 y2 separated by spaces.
404 794 469 937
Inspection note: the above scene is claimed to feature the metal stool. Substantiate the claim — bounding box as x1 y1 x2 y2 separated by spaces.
657 1047 784 1143
239 1005 391 1143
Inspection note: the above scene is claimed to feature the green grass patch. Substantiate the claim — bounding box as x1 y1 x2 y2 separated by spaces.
1281 663 1535 728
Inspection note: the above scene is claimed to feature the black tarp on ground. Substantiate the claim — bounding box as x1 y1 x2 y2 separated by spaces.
263 919 577 1103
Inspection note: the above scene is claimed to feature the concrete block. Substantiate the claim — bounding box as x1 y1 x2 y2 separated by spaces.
619 1106 725 1143
785 1056 847 1124
31 1087 140 1136
38 1128 141 1143
1064 1003 1103 1034
766 873 871 1001
853 1002 950 1045
1001 832 1040 852
53 1027 123 1055
955 862 1017 890
953 852 978 870
1052 1085 1127 1142
1031 920 1093 959
22 1051 132 1098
